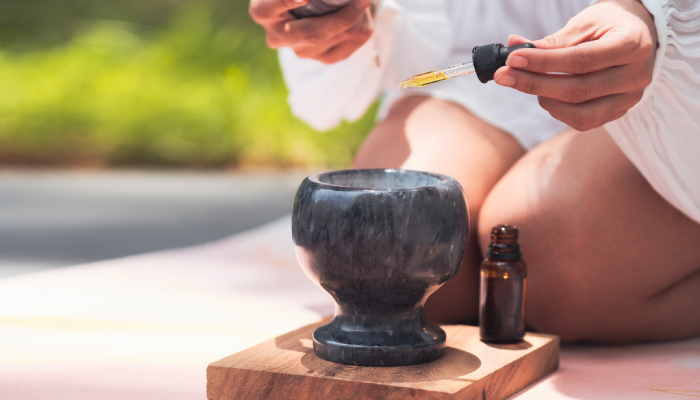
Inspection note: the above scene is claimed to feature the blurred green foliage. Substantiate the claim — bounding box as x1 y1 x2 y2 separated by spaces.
0 0 376 168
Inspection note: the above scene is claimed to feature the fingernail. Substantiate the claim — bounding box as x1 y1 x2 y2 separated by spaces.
294 0 304 4
507 55 528 69
496 74 516 87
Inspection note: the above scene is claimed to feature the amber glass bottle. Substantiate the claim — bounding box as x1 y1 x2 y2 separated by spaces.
479 224 527 343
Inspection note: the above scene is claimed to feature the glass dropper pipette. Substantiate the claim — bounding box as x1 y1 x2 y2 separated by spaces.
397 62 475 89
397 42 536 89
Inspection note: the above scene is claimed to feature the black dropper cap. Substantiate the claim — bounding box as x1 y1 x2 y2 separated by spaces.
472 43 536 83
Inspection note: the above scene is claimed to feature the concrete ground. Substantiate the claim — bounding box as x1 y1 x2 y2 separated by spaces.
0 170 313 279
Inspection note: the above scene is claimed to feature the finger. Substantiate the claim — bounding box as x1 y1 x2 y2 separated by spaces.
277 0 371 46
506 37 641 74
538 90 643 131
315 13 372 63
316 25 372 63
288 12 371 60
250 0 308 22
519 12 611 72
494 65 651 104
316 38 365 64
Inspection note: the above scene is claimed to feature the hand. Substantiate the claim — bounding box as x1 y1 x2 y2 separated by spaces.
249 0 373 64
494 0 657 131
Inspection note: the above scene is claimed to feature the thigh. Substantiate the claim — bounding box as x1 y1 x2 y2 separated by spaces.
355 95 526 323
480 127 700 342
354 95 525 211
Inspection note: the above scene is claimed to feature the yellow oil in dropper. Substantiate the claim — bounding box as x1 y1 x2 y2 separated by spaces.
397 61 476 89
397 70 449 89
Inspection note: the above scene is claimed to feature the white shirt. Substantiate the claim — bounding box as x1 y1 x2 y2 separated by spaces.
279 0 700 224
605 0 700 224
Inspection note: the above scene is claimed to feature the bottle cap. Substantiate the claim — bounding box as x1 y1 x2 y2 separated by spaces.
486 224 523 260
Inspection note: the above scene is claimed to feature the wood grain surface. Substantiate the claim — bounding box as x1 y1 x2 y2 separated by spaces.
207 320 559 400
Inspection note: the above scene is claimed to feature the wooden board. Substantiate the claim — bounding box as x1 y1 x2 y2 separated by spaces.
207 319 559 400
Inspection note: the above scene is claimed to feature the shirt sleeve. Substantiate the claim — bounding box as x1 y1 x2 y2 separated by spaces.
278 0 453 131
605 0 700 224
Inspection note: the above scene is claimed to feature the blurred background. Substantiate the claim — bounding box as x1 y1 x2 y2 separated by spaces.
0 0 376 277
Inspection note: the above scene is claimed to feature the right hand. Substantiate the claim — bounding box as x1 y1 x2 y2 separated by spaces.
249 0 373 64
494 0 656 131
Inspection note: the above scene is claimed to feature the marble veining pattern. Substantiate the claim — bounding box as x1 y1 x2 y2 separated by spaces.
292 169 469 366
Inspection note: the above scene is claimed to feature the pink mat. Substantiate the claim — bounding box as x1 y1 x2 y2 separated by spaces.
0 217 697 399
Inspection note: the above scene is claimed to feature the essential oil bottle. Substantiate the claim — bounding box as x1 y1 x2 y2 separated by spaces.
479 224 527 343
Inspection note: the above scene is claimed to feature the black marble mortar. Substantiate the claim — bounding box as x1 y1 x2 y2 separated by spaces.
292 169 469 367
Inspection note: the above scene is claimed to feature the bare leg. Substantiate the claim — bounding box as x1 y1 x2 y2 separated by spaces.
354 95 525 324
480 127 700 342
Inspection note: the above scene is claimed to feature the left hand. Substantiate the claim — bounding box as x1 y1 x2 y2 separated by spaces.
494 0 657 131
249 0 373 64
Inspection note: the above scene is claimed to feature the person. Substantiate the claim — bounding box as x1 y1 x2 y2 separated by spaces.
249 0 700 343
